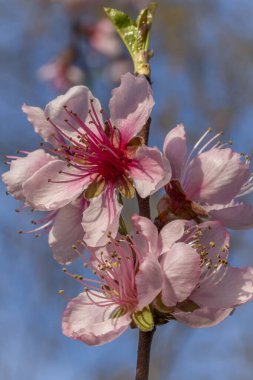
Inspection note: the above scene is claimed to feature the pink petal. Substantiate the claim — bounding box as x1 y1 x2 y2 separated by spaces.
62 291 130 346
23 160 91 210
163 124 187 178
2 149 55 201
22 104 61 146
129 146 171 198
136 257 163 310
158 219 189 254
162 243 201 307
183 148 249 204
174 307 233 328
44 85 102 139
192 266 253 309
208 202 253 229
48 200 86 264
131 215 158 257
109 73 154 144
82 191 123 247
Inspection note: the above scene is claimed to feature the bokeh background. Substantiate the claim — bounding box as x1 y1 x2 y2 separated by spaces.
1 0 253 379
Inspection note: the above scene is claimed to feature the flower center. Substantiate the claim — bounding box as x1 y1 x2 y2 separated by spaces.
47 100 132 186
64 235 141 313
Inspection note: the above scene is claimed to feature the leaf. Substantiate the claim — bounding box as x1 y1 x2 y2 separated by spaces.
105 4 157 76
136 3 157 52
104 7 137 60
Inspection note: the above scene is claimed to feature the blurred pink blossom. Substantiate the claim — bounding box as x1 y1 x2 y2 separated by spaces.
38 60 85 92
88 18 122 58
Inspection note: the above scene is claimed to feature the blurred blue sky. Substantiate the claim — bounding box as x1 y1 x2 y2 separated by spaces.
2 1 253 379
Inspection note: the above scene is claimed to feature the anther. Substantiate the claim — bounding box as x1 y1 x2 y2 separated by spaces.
58 289 65 295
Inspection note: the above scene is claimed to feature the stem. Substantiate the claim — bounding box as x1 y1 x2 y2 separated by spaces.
136 115 151 220
135 93 154 378
135 329 155 380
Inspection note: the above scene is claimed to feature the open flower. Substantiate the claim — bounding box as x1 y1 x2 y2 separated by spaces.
2 73 170 260
157 219 253 327
62 218 164 346
62 215 253 345
159 124 253 229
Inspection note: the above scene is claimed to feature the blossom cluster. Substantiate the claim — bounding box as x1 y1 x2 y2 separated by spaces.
3 72 253 346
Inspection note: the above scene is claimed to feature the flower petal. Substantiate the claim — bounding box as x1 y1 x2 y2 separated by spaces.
187 221 230 263
45 85 102 139
162 243 201 306
208 202 253 229
129 146 171 198
163 124 187 178
23 160 91 210
136 257 163 310
192 266 253 309
183 148 249 204
2 149 55 201
82 191 123 247
174 307 233 328
109 73 154 144
62 291 130 346
49 200 86 264
158 219 189 254
22 104 61 146
131 215 159 257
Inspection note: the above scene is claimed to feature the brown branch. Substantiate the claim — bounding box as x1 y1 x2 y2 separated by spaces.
135 329 155 380
135 97 154 378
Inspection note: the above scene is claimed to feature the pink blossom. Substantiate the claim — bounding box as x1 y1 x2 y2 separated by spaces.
158 219 253 327
62 220 163 346
88 18 122 58
62 216 253 344
2 73 170 258
159 124 253 229
38 60 85 92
